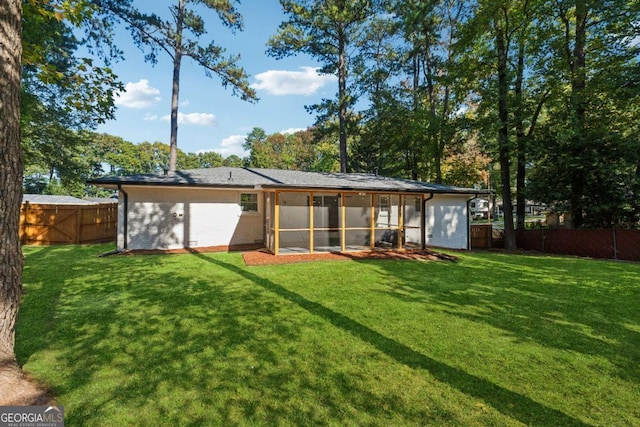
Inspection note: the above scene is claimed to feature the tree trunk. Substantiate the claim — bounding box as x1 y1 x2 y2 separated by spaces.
634 161 640 224
436 85 450 185
495 14 516 250
169 0 185 173
411 51 424 182
337 27 348 173
569 0 587 228
0 0 24 362
515 38 526 231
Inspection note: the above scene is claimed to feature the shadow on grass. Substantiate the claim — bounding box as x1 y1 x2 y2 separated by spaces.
21 246 423 425
21 246 621 425
195 253 591 427
52 259 305 424
18 245 110 362
358 252 640 385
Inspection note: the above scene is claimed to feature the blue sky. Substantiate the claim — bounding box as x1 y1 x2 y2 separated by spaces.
96 0 337 158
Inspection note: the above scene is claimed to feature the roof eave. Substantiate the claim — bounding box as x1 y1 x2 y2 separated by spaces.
260 184 486 195
87 179 256 190
88 177 489 195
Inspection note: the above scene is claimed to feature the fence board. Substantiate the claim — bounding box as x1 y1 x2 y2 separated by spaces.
517 228 640 262
20 202 117 245
612 229 640 262
471 224 492 249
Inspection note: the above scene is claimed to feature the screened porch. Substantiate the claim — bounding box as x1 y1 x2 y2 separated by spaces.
263 190 425 255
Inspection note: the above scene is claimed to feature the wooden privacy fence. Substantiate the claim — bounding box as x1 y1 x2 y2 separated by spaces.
20 202 117 245
517 228 640 262
470 224 493 249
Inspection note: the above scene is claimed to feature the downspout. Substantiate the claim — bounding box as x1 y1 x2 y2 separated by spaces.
118 185 128 251
422 193 434 250
467 194 481 250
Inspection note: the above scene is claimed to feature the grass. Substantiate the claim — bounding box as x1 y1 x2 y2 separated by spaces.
17 244 640 426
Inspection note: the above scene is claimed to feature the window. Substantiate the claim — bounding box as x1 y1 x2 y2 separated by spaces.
379 196 389 214
240 193 258 212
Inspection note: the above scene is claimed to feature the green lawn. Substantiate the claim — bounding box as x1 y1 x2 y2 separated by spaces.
17 244 640 426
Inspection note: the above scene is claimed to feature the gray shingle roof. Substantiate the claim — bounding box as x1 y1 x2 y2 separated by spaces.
22 195 118 205
23 194 95 205
88 167 485 195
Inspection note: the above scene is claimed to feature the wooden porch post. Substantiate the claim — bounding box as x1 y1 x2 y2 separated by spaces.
398 195 404 250
274 191 280 255
340 192 346 252
309 191 314 253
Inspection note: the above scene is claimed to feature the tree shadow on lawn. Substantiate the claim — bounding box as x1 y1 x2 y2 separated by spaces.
361 253 640 385
195 253 591 427
20 247 447 425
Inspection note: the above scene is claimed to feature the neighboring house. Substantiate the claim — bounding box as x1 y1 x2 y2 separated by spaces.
88 167 487 254
470 198 491 220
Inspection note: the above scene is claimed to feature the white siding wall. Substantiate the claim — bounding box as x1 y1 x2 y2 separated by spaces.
119 186 263 250
426 195 470 250
117 194 125 249
115 186 472 251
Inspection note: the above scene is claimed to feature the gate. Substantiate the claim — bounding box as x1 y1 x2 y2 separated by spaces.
20 202 117 245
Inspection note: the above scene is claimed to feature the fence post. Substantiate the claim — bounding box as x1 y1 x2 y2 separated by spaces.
612 227 618 260
487 224 493 249
541 228 545 253
20 202 28 245
75 206 82 244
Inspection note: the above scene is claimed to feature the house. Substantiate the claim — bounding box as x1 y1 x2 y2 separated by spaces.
88 167 487 254
470 198 491 220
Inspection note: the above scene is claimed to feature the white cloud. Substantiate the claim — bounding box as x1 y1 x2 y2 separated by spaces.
115 79 161 109
160 112 217 126
252 66 337 96
280 127 306 135
144 113 158 121
211 134 247 158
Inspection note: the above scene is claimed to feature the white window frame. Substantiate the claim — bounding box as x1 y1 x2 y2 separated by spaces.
240 193 259 214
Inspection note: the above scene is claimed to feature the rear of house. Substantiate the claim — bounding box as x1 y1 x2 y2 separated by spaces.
90 167 485 254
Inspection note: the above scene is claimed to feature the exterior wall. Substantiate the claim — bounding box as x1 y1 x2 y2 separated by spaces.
425 195 470 250
114 185 472 252
403 195 422 248
119 186 263 250
117 195 125 249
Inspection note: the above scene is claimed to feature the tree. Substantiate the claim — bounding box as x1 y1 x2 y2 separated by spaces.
393 0 468 184
492 2 517 249
524 0 640 228
0 0 23 363
243 127 329 171
196 151 224 168
350 14 399 175
100 0 258 172
546 0 639 227
454 0 552 248
243 127 269 168
21 0 122 197
223 154 243 167
268 0 376 173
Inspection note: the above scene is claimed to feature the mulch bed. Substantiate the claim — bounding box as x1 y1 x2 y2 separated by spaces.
106 245 457 266
242 248 458 266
